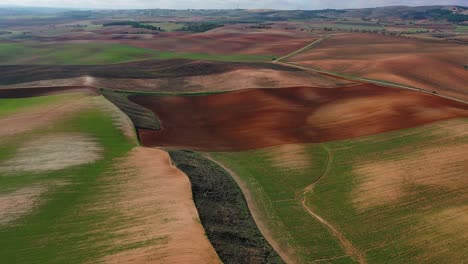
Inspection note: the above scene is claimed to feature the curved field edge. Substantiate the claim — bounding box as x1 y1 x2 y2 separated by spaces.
0 93 220 263
0 96 136 263
169 150 284 264
210 117 468 263
210 145 356 263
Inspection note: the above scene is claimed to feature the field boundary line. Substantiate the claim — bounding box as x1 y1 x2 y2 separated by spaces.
272 33 467 105
274 36 329 62
203 153 298 264
299 145 367 264
276 61 468 105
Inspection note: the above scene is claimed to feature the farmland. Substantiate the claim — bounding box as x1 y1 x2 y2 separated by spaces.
211 118 468 263
0 91 219 263
0 42 273 65
130 85 468 150
287 33 468 101
1 4 468 264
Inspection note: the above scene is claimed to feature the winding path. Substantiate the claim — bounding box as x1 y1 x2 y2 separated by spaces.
203 153 299 264
299 145 367 264
274 36 468 105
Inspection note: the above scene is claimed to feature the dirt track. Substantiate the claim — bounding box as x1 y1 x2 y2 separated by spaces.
288 33 468 101
130 85 468 151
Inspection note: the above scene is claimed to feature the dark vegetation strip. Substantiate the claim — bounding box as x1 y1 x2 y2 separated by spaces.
175 22 224 32
103 21 165 31
0 59 300 85
169 150 284 264
100 89 160 130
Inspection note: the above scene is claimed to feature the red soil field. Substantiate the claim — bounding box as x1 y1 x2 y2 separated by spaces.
288 33 468 101
130 85 468 151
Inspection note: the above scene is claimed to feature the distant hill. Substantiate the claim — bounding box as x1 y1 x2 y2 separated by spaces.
0 5 466 23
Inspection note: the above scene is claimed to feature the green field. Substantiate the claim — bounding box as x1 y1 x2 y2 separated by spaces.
456 25 468 32
212 118 468 263
0 42 273 65
0 94 146 263
0 93 73 117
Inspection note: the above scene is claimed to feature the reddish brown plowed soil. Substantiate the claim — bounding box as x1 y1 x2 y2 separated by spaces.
288 33 468 101
0 86 98 98
47 25 317 56
130 85 468 151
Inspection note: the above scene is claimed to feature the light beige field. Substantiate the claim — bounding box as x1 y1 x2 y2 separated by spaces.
99 147 220 264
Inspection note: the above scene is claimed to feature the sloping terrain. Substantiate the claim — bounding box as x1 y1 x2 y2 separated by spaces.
98 147 220 264
0 59 351 92
0 91 218 263
130 85 468 150
212 118 468 263
288 33 468 101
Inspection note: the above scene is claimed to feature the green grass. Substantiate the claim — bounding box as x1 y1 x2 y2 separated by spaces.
0 42 273 65
0 95 141 263
211 146 355 263
211 118 468 263
0 93 74 117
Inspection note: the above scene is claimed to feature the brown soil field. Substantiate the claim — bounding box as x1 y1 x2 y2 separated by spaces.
130 85 468 151
0 60 351 92
288 33 468 101
99 147 220 264
43 25 317 56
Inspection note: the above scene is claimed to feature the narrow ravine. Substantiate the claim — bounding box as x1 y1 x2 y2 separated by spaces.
169 150 284 264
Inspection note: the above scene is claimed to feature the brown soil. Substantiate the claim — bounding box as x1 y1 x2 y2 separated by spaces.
130 85 468 151
100 147 220 264
268 144 311 170
288 33 468 101
353 142 468 210
0 60 351 92
43 25 317 56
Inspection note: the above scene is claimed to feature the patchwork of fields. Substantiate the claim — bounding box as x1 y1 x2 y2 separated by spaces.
0 92 219 263
1 5 468 264
0 42 273 65
287 33 468 101
211 118 468 263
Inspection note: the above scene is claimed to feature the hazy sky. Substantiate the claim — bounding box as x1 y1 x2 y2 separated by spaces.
1 0 467 10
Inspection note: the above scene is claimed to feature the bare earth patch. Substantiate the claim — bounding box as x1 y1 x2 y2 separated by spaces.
268 144 311 170
0 180 69 226
353 143 468 210
0 134 102 174
0 185 46 225
100 147 220 264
